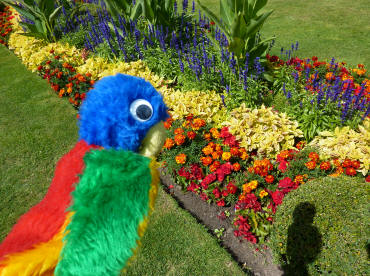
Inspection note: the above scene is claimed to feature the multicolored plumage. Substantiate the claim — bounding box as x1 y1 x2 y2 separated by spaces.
0 74 168 275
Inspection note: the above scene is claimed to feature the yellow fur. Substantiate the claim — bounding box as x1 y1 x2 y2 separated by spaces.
122 158 159 271
0 213 72 276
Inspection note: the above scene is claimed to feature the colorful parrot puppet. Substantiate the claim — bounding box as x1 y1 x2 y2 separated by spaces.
0 74 169 275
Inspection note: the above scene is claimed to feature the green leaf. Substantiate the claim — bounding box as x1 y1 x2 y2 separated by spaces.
49 6 62 24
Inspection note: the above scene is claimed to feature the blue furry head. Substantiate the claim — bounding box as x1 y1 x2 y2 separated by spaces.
78 74 169 151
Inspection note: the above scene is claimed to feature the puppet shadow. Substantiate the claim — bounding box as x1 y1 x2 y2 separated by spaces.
282 202 322 276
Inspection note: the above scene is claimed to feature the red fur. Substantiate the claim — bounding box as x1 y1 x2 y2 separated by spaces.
0 140 99 261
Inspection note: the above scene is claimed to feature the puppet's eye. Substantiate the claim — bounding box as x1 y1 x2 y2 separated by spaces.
130 99 153 122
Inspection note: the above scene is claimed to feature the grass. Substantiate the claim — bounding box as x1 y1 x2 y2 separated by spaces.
0 44 246 275
197 0 370 67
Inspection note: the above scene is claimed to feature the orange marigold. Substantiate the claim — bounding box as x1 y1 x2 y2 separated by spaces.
210 128 220 139
345 167 357 176
163 138 175 149
278 150 290 159
319 161 331 171
163 118 173 129
230 147 240 156
191 118 206 130
202 146 213 155
175 153 187 164
211 151 220 160
204 133 212 141
222 152 232 161
342 159 352 168
259 190 268 199
248 167 254 173
232 163 241 171
174 134 186 146
294 175 305 184
174 128 184 135
210 161 221 172
305 160 316 170
308 152 319 162
239 149 249 160
201 156 213 166
351 160 361 169
187 131 196 140
265 175 274 184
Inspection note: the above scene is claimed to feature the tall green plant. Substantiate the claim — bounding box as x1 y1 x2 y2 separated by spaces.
135 0 176 27
101 0 141 20
196 0 274 65
1 0 62 42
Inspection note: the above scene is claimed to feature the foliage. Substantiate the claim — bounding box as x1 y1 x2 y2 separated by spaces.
196 0 274 65
101 0 141 21
309 118 370 175
268 176 368 275
1 0 62 42
136 0 175 27
223 104 303 159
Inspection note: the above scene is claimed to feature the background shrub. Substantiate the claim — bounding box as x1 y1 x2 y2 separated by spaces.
268 176 369 275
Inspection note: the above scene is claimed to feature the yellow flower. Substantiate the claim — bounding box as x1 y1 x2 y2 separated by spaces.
259 190 268 199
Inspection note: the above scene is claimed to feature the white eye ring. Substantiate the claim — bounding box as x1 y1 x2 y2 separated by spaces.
130 99 153 122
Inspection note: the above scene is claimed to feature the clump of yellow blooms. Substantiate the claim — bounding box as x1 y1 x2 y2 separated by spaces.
309 117 370 175
222 103 303 159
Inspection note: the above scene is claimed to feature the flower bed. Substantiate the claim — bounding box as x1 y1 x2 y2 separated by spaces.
159 115 369 244
1 1 369 255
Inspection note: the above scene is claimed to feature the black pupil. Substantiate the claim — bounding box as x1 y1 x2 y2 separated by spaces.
136 105 152 120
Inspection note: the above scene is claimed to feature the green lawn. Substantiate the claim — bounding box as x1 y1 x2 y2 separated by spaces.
0 45 246 275
197 0 370 67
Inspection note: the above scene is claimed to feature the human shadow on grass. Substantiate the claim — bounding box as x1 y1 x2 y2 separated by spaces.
282 202 322 276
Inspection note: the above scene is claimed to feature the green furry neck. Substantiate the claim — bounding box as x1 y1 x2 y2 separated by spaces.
55 149 152 276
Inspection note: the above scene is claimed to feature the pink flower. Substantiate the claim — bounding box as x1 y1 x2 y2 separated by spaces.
278 160 289 172
178 167 190 179
213 188 221 199
216 199 225 206
190 164 204 180
271 190 284 206
200 173 216 189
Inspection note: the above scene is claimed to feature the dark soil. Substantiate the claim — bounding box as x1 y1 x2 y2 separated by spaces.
159 169 283 276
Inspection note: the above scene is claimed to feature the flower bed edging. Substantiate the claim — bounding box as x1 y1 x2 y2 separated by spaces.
159 169 283 276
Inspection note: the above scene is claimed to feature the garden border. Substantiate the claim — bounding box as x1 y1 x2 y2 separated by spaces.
159 169 283 276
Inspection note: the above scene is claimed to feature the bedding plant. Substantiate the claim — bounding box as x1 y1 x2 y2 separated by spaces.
158 115 369 244
36 49 95 108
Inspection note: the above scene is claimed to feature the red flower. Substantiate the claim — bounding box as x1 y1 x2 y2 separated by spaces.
232 162 241 171
190 164 203 180
366 175 370 182
201 173 216 189
226 182 237 194
222 190 229 197
178 167 190 179
187 181 199 193
37 65 43 71
278 160 288 172
200 192 209 201
305 160 316 170
216 199 225 206
351 160 361 169
187 131 196 140
342 159 352 168
345 167 357 176
319 161 331 171
213 188 221 199
210 21 215 26
265 175 274 184
271 190 284 205
216 162 233 182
